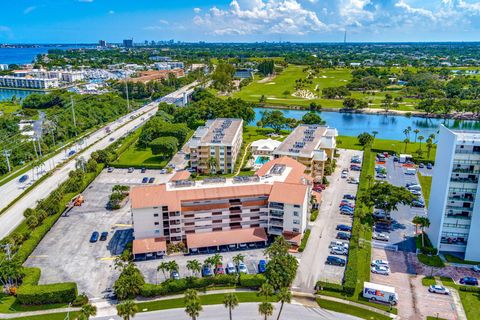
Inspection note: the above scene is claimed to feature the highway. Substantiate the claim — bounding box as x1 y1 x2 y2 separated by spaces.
93 302 360 320
0 81 199 240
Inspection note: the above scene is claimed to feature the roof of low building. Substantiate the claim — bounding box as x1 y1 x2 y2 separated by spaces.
132 237 167 255
186 228 267 249
170 170 191 182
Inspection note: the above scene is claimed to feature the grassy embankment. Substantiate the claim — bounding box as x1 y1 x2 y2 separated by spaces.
316 298 391 320
233 65 418 111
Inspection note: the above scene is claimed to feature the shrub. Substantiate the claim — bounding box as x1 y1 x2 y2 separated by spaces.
298 229 311 252
71 292 89 307
140 283 168 297
316 281 344 293
459 286 480 292
17 283 77 305
22 267 41 285
239 274 266 289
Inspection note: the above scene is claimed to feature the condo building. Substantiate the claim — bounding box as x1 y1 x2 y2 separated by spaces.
273 124 338 182
130 157 312 260
0 76 59 89
187 118 243 174
427 125 480 261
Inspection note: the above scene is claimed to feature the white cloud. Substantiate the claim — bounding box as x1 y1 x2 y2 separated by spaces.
193 7 201 13
23 6 37 14
395 0 436 20
78 0 94 2
457 0 480 13
193 0 327 35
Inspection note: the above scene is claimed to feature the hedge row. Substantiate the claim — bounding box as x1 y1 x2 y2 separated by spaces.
459 286 480 292
140 274 265 298
17 282 78 305
298 229 311 252
316 281 344 293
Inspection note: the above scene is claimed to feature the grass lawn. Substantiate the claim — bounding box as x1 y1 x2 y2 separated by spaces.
232 65 418 111
114 144 169 168
316 298 391 320
444 253 480 265
137 292 278 313
421 276 437 286
0 101 21 114
298 228 311 252
417 254 445 268
440 277 480 320
336 135 437 163
0 294 69 314
417 173 432 207
8 312 79 320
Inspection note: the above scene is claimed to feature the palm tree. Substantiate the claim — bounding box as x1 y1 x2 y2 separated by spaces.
403 138 410 153
403 128 410 139
187 260 202 277
116 300 138 320
413 129 420 143
276 288 292 320
167 260 179 278
75 156 87 172
77 303 97 320
418 135 425 150
157 262 169 280
258 283 274 302
232 253 245 268
258 302 274 320
211 254 223 274
426 138 434 159
413 216 431 247
223 293 239 320
208 156 218 174
372 131 378 138
184 289 202 320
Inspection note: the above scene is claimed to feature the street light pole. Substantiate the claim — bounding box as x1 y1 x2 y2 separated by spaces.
2 149 11 172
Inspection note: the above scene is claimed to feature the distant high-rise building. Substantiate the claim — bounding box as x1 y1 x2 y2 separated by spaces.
123 39 134 48
99 40 107 47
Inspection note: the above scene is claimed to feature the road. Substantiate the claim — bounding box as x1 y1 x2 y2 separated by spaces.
93 302 360 320
0 82 199 240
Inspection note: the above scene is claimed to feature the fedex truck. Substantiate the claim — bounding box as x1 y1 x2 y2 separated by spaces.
363 282 398 305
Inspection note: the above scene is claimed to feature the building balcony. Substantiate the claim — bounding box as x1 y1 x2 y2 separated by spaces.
268 226 284 235
269 212 284 218
269 220 284 227
445 213 471 220
448 196 475 202
452 168 480 174
450 177 478 184
446 205 473 212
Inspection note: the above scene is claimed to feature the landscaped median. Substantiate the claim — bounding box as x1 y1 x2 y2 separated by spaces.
439 277 480 320
316 297 391 320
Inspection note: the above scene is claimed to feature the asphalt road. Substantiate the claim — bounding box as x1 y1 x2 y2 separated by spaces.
0 82 199 240
93 302 360 320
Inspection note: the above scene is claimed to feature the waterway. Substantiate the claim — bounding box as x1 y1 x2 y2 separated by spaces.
0 88 44 101
252 107 480 140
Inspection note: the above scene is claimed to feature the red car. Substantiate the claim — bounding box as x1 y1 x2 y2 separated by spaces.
214 264 225 275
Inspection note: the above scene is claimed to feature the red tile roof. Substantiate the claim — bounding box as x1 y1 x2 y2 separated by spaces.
170 170 191 182
132 237 167 255
255 156 312 184
186 228 267 249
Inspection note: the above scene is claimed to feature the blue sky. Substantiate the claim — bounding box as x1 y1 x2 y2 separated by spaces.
1 0 480 43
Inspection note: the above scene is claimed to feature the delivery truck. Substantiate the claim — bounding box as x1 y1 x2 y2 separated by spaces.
363 282 398 305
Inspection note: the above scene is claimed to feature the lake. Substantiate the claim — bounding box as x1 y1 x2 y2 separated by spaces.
252 107 480 140
0 45 94 65
0 88 43 101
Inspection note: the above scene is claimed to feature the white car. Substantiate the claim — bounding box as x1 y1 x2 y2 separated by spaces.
237 262 248 274
373 232 390 242
371 259 390 268
329 241 349 250
330 246 348 255
472 265 480 272
371 265 390 275
428 285 450 295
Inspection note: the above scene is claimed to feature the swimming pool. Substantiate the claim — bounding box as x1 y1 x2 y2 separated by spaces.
255 156 271 165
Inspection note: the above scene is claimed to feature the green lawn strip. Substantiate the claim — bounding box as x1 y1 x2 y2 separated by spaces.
6 312 79 320
137 292 278 313
318 291 398 314
417 173 432 207
298 229 311 252
310 209 319 222
439 277 480 320
316 298 391 320
417 254 445 268
444 253 480 265
426 317 448 320
336 135 437 163
0 294 69 314
421 276 437 287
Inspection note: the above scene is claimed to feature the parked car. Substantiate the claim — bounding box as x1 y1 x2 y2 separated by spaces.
226 262 236 274
472 265 480 273
89 231 99 243
348 177 359 184
371 265 390 275
336 232 351 240
258 260 267 273
160 169 167 174
107 167 114 173
408 185 422 191
170 271 180 280
19 174 29 183
329 241 349 251
340 209 354 216
100 232 108 241
214 264 225 275
336 224 352 232
412 200 425 208
371 259 390 268
340 207 354 213
148 177 155 183
373 211 390 220
410 190 422 196
341 171 348 179
201 265 213 277
372 232 390 242
141 168 147 173
350 166 361 172
237 262 248 274
428 285 449 295
419 163 425 168
340 202 355 209
68 150 76 157
128 167 134 173
393 156 399 162
427 163 433 169
459 277 478 286
343 194 356 200
238 243 247 250
326 256 346 266
406 183 420 188
142 177 148 183
330 246 348 255
376 173 387 179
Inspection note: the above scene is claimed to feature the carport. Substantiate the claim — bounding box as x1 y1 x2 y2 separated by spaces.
133 237 167 260
186 227 268 254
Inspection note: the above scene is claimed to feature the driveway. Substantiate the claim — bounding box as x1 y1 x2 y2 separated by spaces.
293 149 362 292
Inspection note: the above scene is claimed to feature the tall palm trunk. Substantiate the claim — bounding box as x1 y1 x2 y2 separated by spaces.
229 307 232 320
276 302 284 320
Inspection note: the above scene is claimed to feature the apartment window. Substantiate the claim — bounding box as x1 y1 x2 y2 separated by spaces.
184 214 194 218
213 220 222 223
153 213 159 217
153 222 160 226
294 204 300 208
251 224 260 228
185 222 194 226
154 229 160 234
293 220 300 225
213 227 223 232
212 212 222 216
293 211 299 217
293 228 299 233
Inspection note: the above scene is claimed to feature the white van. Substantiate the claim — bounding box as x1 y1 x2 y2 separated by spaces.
363 282 398 305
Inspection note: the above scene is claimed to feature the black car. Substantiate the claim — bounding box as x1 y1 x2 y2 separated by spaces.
459 277 478 286
343 194 356 200
100 232 108 241
148 177 155 183
326 256 346 266
142 177 148 183
89 231 99 243
336 224 352 232
141 168 147 173
19 174 29 183
336 232 351 240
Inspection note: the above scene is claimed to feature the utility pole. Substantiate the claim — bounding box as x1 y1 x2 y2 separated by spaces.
70 96 77 136
32 138 38 158
36 135 43 157
124 69 131 112
2 149 11 172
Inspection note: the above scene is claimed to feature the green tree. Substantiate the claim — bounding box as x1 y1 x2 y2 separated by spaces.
258 302 274 320
114 263 145 300
264 237 298 290
413 216 431 247
116 300 138 320
301 112 325 125
223 293 239 320
426 138 434 159
418 135 425 150
403 138 410 153
357 132 374 148
360 181 415 214
184 289 202 320
232 253 245 268
149 136 178 157
211 254 223 274
208 156 218 174
276 287 292 320
186 260 202 277
258 282 274 301
413 129 420 143
157 262 169 280
77 303 97 320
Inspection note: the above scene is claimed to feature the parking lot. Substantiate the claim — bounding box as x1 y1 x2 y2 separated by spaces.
293 149 362 291
373 156 430 252
98 167 173 185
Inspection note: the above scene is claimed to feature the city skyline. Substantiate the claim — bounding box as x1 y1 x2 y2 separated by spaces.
2 0 480 43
